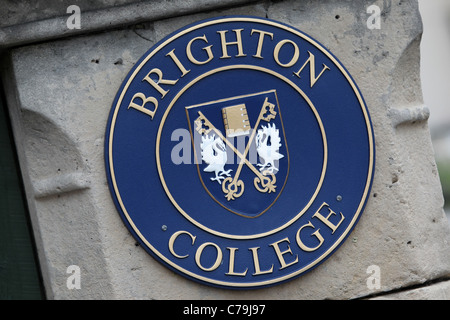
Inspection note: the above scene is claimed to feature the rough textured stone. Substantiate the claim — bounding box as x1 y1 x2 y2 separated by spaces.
1 0 449 299
0 0 259 49
371 280 450 300
1 26 155 299
0 0 139 27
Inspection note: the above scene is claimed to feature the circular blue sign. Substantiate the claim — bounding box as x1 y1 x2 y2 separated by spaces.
105 16 375 289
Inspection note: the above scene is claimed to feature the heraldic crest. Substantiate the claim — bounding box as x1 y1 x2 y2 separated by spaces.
186 90 289 218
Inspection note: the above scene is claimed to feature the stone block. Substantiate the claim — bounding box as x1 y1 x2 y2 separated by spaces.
1 0 449 299
371 280 450 300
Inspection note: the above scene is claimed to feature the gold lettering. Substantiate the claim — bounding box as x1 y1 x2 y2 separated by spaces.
217 29 247 59
312 202 345 234
273 39 299 68
195 242 223 272
127 92 158 119
296 221 325 252
294 51 330 87
165 49 190 77
142 68 178 98
249 247 273 275
250 29 274 59
186 35 214 65
270 237 299 270
168 230 196 259
225 247 248 276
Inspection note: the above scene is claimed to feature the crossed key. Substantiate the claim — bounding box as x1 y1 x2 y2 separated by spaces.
195 97 278 201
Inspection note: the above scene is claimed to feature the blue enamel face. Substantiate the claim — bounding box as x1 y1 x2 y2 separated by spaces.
105 16 375 288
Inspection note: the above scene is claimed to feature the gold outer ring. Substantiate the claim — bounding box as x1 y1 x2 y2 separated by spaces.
107 17 375 287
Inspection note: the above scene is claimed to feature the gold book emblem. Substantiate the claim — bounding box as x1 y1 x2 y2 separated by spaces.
222 104 251 137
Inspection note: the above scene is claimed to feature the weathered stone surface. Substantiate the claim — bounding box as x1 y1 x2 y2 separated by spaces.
1 0 449 299
266 0 450 299
0 0 259 49
371 280 450 300
1 26 156 299
0 0 138 27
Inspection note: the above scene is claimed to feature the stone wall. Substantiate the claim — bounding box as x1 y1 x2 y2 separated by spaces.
1 0 449 299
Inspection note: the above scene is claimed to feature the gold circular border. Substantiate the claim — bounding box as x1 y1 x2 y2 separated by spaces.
156 65 327 240
107 17 375 288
